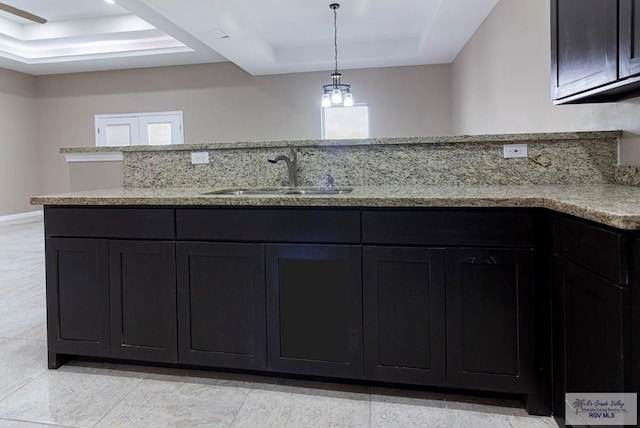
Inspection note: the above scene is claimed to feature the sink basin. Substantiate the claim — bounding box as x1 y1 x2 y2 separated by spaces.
204 187 353 196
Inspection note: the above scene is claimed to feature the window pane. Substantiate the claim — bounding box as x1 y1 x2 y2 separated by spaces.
323 106 369 139
106 124 131 146
147 123 172 145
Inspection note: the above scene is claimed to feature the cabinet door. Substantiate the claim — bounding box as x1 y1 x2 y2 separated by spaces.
446 249 535 393
177 242 266 370
109 240 177 363
552 256 630 422
266 244 363 379
620 0 640 78
45 238 110 364
551 0 618 100
363 247 446 385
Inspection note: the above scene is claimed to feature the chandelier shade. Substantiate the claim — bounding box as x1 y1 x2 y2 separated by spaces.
321 4 353 107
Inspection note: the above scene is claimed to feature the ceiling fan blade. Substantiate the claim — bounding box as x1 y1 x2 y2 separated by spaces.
0 3 47 24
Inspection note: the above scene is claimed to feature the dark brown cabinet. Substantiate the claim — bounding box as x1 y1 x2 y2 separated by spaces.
176 242 266 370
266 244 363 379
620 0 640 78
109 240 177 363
551 0 640 103
362 209 539 396
551 0 617 101
45 237 110 366
552 215 633 427
44 206 559 416
362 245 536 393
44 207 177 368
446 249 535 393
363 246 446 386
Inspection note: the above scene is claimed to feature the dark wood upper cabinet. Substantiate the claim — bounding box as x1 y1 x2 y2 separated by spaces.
551 0 618 101
551 0 640 103
620 0 640 78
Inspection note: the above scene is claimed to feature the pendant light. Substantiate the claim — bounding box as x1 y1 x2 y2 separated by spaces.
321 3 353 107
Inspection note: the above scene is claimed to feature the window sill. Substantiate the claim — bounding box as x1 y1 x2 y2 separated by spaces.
64 151 123 163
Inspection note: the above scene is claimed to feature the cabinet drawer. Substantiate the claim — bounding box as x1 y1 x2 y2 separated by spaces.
176 208 360 243
553 215 627 284
362 209 534 247
45 207 175 239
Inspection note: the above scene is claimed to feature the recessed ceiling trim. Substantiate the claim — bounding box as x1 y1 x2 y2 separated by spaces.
22 15 155 41
0 0 498 75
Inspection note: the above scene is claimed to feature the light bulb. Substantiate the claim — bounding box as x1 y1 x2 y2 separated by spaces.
321 93 331 108
343 92 354 107
331 88 343 104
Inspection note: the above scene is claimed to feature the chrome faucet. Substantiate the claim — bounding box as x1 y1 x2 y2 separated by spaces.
268 149 298 187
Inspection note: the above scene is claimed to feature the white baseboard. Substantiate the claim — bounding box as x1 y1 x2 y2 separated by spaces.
0 210 43 225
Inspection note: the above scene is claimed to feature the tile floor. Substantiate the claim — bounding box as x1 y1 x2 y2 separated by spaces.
0 216 559 428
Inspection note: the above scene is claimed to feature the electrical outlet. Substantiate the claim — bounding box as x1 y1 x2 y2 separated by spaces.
503 144 528 159
191 152 209 165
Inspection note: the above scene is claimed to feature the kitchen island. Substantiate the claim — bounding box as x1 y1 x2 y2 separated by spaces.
36 131 639 426
32 183 640 425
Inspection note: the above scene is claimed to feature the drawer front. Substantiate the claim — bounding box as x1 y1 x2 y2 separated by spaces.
45 207 175 239
362 209 535 247
177 208 361 243
553 215 627 284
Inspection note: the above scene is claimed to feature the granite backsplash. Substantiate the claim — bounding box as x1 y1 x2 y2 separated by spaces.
119 132 620 188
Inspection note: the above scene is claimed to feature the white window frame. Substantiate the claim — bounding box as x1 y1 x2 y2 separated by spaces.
321 104 369 140
95 111 184 146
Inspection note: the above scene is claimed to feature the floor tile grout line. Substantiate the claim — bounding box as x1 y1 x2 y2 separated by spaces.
227 386 254 427
87 375 147 428
0 415 78 427
0 336 47 342
368 391 372 428
0 369 48 407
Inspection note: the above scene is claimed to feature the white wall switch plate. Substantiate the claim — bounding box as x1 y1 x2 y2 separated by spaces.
191 152 209 164
503 144 528 159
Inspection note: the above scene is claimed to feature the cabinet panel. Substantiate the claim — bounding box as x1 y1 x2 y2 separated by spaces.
552 256 631 421
363 246 446 385
551 0 618 100
177 208 360 243
362 209 534 247
446 249 535 393
45 207 175 239
620 0 640 78
266 244 363 379
553 215 627 284
110 240 177 363
45 238 110 361
177 242 266 370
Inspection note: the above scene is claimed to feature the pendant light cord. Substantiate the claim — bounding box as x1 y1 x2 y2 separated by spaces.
333 6 339 74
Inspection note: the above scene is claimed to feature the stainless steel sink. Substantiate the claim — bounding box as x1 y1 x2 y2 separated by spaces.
203 187 353 196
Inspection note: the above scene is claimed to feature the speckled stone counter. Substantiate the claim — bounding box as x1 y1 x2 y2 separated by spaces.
60 131 621 188
30 184 640 230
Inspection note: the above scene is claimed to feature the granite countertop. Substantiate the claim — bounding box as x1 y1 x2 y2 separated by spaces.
30 184 640 230
59 130 622 153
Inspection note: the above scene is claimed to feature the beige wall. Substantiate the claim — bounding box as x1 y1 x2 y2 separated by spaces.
451 0 640 165
36 63 452 195
0 68 38 216
69 162 123 192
